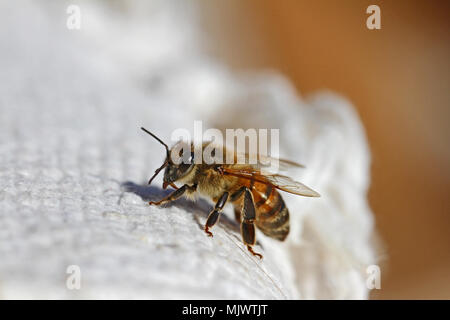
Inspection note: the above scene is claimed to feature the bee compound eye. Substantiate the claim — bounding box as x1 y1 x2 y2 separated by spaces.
182 151 194 164
182 153 193 164
178 162 193 175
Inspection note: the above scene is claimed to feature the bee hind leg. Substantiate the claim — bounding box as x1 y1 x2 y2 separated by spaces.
247 245 263 259
204 192 229 237
242 220 263 259
241 188 263 259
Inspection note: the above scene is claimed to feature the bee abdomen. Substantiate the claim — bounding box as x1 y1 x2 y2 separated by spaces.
254 187 290 241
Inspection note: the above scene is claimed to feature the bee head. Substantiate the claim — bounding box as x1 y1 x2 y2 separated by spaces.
162 141 196 188
141 127 195 189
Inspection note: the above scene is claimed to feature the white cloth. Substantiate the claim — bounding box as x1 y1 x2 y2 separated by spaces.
0 0 376 299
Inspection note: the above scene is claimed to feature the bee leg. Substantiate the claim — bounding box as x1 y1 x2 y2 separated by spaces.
247 245 263 259
148 184 196 206
230 186 246 202
229 186 247 223
241 188 263 259
233 207 241 224
204 192 229 237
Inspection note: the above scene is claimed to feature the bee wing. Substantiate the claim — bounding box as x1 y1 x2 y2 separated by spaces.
234 152 305 174
222 166 320 198
264 174 320 197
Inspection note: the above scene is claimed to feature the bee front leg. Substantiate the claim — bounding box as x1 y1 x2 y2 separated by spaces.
204 192 229 237
148 184 196 206
241 188 263 259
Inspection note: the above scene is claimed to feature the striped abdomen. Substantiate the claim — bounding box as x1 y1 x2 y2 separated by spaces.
233 179 290 241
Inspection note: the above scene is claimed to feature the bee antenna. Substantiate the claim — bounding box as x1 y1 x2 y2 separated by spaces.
140 127 170 158
141 127 171 185
147 160 168 185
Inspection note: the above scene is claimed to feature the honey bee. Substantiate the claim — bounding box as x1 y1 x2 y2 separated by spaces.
141 127 320 259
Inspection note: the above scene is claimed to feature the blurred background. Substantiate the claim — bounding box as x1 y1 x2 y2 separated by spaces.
196 0 450 299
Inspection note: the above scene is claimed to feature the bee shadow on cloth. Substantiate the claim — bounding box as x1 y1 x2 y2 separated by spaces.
121 181 240 235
